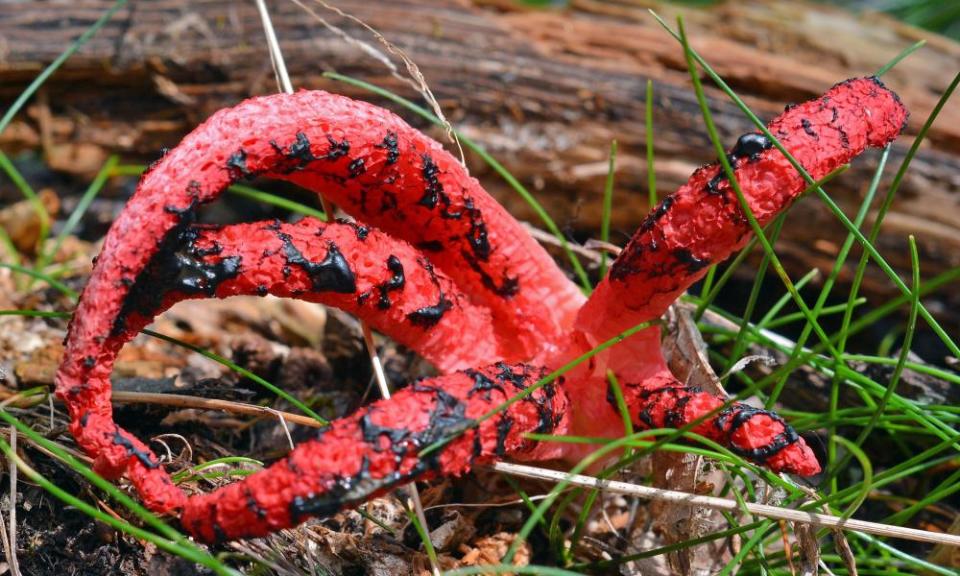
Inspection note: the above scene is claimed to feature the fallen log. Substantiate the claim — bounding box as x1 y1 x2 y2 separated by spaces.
1 0 958 346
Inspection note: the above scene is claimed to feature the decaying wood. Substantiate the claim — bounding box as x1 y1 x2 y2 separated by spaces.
1 0 958 336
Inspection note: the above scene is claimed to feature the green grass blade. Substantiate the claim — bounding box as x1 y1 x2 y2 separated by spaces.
761 299 867 329
111 164 328 221
0 421 236 574
564 369 635 560
443 566 586 576
705 305 960 447
0 226 21 265
841 355 960 387
0 307 321 425
850 532 957 576
837 72 960 359
565 486 601 562
0 263 77 299
503 426 790 564
110 164 150 176
605 370 634 442
141 329 327 424
696 264 956 402
832 236 921 482
832 436 874 521
418 319 654 460
405 505 440 570
677 17 840 360
573 521 758 571
767 146 891 408
171 456 263 483
717 520 775 576
40 155 119 272
0 409 183 541
651 10 960 359
228 184 327 221
875 40 926 76
0 309 70 319
692 165 848 321
720 214 791 375
883 465 960 528
756 268 819 329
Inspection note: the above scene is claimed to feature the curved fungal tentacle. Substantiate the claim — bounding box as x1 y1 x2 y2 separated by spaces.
536 328 820 475
180 362 566 542
620 373 819 475
577 77 909 340
57 217 504 516
118 218 502 373
73 415 187 514
55 90 581 516
266 97 586 353
55 77 909 541
59 91 582 399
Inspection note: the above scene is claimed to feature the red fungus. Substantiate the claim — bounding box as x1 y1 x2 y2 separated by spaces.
116 218 502 372
577 77 909 340
55 76 907 541
180 363 565 542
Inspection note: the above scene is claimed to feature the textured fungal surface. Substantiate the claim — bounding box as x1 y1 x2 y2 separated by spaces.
577 77 909 340
117 218 501 372
622 372 819 475
55 77 907 542
181 363 565 542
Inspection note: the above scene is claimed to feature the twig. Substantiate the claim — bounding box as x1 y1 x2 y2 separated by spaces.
255 0 332 219
583 238 623 258
255 4 438 573
255 0 294 94
521 223 606 264
0 507 10 576
294 0 466 163
491 462 960 548
361 325 439 576
269 408 295 451
7 426 19 576
110 391 323 428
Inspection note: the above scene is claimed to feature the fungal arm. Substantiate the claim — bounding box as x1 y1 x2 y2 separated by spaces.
577 77 909 340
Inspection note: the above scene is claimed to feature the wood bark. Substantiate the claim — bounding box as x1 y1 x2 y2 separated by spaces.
1 0 958 342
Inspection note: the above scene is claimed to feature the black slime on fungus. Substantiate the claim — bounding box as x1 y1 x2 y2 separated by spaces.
276 231 357 294
463 198 491 260
289 383 483 523
226 148 252 180
462 251 520 298
270 131 316 172
465 369 505 400
418 154 443 209
730 132 773 161
407 297 453 327
706 132 773 195
715 404 800 463
376 255 406 309
325 136 350 160
673 248 710 274
377 131 400 165
406 258 454 326
113 224 241 336
113 430 160 469
348 158 366 178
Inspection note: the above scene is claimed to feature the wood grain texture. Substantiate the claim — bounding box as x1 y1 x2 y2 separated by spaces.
1 0 958 333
